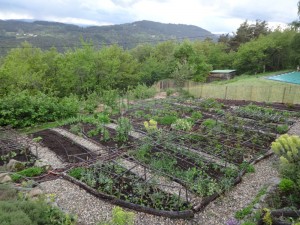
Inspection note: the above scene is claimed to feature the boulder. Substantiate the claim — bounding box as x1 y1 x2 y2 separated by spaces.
6 159 25 172
0 173 12 183
28 187 44 198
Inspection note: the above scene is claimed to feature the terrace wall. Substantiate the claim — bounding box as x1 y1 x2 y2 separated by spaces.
155 79 300 104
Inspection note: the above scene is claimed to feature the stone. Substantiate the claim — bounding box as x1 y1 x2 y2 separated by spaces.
28 187 44 198
253 203 261 209
6 159 25 172
0 173 12 183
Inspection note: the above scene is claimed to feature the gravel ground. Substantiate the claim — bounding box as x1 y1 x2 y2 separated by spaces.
39 154 279 225
51 128 106 155
288 119 300 136
37 121 300 225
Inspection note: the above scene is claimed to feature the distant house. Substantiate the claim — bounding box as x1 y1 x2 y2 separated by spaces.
207 70 236 82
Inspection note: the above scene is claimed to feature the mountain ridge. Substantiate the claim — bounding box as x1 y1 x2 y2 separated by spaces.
0 19 217 55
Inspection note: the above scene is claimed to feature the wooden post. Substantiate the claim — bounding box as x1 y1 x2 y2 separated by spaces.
282 87 287 103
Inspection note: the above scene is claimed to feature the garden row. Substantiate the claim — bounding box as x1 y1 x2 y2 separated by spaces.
1 97 298 219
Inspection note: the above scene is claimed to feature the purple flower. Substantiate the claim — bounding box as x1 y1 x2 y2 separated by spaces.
225 218 240 225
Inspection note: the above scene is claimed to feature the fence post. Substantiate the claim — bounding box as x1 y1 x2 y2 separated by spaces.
282 87 287 103
224 86 228 100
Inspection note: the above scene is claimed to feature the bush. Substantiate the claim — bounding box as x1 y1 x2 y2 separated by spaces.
171 119 193 131
0 91 79 128
191 111 203 121
278 178 295 193
202 119 217 129
127 84 156 100
276 124 289 134
11 167 44 182
156 115 177 125
98 206 135 225
115 117 132 142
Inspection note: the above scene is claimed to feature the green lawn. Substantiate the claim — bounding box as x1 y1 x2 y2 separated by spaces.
207 70 299 87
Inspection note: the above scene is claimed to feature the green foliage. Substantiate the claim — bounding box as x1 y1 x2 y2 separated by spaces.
202 119 217 129
115 117 132 143
11 167 44 182
166 88 175 96
100 89 119 109
69 167 85 180
0 91 79 128
235 187 267 220
0 197 76 225
96 113 111 124
271 134 300 165
278 178 295 193
276 124 289 134
156 115 178 125
110 206 135 225
191 111 203 121
127 84 157 100
171 118 193 131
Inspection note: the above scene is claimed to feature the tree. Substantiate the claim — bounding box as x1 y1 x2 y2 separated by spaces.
229 20 270 51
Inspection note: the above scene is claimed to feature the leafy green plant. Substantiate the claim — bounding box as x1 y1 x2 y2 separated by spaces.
171 118 193 131
11 167 45 182
115 117 132 142
271 134 300 165
166 88 175 96
278 178 295 193
69 123 83 136
96 113 111 124
156 115 177 125
276 124 289 134
191 111 203 121
143 119 158 133
202 119 217 129
0 91 79 128
127 84 156 100
68 167 85 180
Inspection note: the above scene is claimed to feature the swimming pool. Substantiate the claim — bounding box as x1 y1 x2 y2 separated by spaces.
267 71 300 85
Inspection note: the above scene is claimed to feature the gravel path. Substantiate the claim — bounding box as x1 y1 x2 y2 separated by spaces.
37 121 300 225
39 154 279 225
51 128 107 155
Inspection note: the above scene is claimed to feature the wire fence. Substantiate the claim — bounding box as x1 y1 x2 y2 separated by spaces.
155 79 300 104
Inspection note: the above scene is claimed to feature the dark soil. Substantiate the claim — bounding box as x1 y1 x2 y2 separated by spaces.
216 99 300 112
33 129 97 163
0 148 36 166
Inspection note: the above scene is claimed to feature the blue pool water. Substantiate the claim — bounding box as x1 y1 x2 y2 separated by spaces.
267 71 300 85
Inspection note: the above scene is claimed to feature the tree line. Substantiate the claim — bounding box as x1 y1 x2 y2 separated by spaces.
0 21 299 98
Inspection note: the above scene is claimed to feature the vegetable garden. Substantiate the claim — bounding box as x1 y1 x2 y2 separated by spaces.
2 97 299 219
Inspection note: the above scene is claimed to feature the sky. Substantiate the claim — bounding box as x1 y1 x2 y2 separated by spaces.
0 0 298 34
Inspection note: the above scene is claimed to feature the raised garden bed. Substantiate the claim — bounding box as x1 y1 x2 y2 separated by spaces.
33 129 97 163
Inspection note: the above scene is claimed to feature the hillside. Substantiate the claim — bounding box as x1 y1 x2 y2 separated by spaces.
0 20 216 55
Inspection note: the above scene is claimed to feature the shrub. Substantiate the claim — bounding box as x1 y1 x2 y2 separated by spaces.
0 91 79 128
144 119 158 132
166 88 175 96
202 119 217 129
157 115 177 125
171 119 193 131
127 84 156 100
191 111 203 121
276 124 289 134
69 167 85 179
100 89 119 109
115 117 132 142
271 134 300 165
11 167 44 182
278 178 295 193
98 206 135 225
96 113 111 124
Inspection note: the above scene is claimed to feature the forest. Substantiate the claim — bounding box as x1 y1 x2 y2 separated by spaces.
0 19 299 128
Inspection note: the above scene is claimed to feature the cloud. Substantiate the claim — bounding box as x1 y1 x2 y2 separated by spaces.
0 0 298 33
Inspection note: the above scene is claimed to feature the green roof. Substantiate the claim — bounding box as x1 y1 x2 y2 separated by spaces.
210 70 236 73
